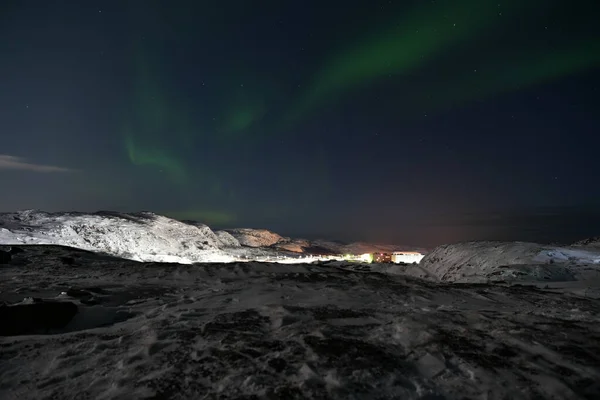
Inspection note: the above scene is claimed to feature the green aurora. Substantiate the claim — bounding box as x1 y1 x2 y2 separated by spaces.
120 0 599 223
289 0 599 120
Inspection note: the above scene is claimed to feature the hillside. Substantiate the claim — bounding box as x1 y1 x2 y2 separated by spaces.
225 228 285 247
225 228 424 255
572 236 600 249
0 210 236 263
416 241 600 283
1 210 421 264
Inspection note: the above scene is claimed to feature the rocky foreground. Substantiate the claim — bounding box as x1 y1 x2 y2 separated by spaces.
1 245 600 399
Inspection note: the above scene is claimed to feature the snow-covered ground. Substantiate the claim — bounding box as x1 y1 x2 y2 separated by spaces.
417 241 600 284
1 245 599 399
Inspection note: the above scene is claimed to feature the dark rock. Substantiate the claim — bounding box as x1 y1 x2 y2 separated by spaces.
268 358 287 372
25 297 44 303
0 250 11 264
66 288 92 298
85 287 109 295
9 246 25 254
0 301 78 336
65 288 103 305
80 298 101 305
60 256 76 265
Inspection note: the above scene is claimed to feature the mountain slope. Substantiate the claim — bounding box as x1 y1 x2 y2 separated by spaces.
225 228 425 255
573 236 600 249
418 241 600 283
0 210 236 263
0 210 424 264
226 228 285 247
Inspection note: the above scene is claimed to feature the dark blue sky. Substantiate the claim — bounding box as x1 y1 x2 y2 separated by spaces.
1 0 599 247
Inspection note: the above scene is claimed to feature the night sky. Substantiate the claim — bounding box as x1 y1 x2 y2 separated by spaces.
1 0 599 247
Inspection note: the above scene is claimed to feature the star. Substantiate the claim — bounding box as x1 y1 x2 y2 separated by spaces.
1 0 596 249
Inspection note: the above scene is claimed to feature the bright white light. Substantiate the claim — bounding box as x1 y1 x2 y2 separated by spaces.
391 252 424 264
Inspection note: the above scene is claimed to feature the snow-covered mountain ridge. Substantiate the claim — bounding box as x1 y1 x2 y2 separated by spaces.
226 228 426 255
2 210 599 286
0 210 422 264
573 236 600 248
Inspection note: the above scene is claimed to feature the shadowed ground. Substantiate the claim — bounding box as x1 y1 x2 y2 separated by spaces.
1 245 599 399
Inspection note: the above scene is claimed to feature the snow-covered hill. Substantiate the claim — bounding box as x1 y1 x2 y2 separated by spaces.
0 210 238 263
417 241 600 283
225 228 425 255
314 240 425 256
0 210 423 265
213 230 240 247
226 228 285 247
573 236 600 249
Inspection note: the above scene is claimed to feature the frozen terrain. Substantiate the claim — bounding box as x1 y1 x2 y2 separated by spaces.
417 241 600 285
0 211 420 264
0 211 314 264
1 245 600 399
0 210 239 263
227 228 428 256
226 228 286 248
572 236 600 249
